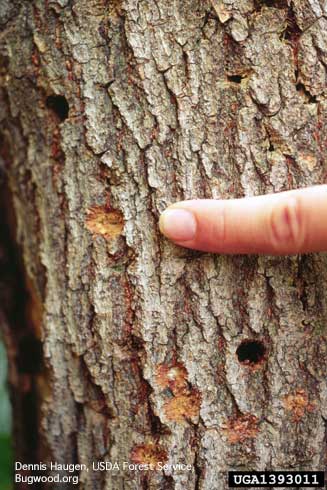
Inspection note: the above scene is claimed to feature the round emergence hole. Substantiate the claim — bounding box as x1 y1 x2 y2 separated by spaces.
227 74 243 84
46 95 69 121
236 340 266 365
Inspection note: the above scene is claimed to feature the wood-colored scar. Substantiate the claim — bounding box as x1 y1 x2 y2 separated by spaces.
222 413 259 444
283 389 316 422
130 442 167 466
85 206 124 240
156 362 201 423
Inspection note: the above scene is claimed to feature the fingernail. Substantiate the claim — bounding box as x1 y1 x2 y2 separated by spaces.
159 208 197 241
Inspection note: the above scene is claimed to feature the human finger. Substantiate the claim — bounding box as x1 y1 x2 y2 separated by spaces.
158 185 327 255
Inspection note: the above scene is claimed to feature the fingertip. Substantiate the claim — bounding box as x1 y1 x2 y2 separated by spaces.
159 208 197 242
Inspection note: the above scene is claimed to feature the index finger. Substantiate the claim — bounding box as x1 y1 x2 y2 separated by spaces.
158 185 327 255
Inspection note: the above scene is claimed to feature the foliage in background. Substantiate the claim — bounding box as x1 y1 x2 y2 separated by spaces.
0 341 12 488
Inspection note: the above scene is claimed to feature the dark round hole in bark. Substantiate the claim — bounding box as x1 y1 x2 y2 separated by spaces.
236 340 265 365
227 74 243 84
46 94 69 121
254 0 288 8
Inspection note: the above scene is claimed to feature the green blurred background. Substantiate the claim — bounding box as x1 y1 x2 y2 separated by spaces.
0 340 12 489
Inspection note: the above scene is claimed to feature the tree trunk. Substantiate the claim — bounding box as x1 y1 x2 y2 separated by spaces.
1 0 327 488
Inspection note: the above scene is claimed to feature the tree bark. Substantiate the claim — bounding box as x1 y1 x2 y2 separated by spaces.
1 0 327 489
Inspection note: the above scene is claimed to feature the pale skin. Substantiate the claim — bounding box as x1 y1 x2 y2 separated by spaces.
158 185 327 255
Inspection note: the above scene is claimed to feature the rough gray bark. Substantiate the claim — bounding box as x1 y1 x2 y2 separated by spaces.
0 0 327 489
